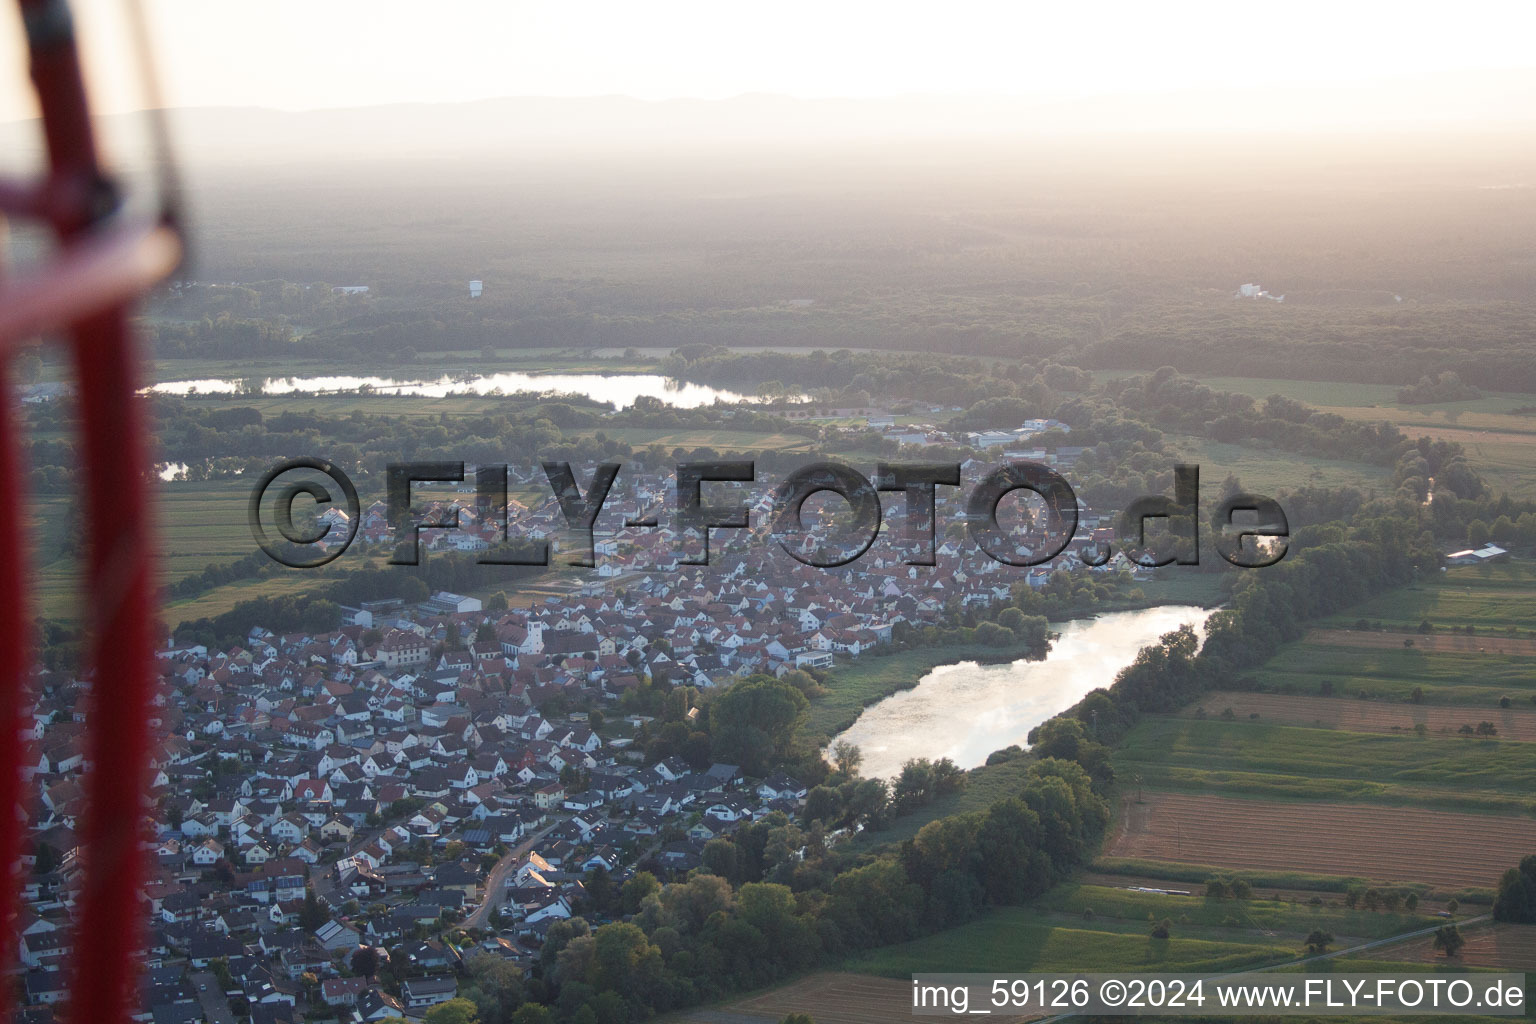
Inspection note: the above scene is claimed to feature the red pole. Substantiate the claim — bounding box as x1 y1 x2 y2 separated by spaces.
67 306 157 1024
18 1 160 1021
0 363 32 1024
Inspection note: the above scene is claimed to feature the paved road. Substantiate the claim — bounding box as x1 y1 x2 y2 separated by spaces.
462 822 559 930
189 971 237 1024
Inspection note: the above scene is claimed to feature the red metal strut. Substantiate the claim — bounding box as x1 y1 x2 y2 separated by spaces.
3 1 181 1022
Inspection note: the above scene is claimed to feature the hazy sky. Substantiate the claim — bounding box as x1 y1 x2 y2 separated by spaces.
5 0 1536 122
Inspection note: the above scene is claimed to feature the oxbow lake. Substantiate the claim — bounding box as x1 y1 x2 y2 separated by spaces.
147 371 756 408
828 604 1216 780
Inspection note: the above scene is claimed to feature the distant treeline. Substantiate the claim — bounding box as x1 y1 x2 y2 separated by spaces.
144 286 1536 393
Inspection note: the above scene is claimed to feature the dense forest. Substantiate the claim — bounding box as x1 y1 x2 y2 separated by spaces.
133 134 1536 390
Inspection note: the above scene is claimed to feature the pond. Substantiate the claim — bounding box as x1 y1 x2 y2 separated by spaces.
827 604 1216 780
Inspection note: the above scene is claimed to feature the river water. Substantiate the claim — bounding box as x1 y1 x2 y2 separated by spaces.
828 604 1215 780
148 371 755 408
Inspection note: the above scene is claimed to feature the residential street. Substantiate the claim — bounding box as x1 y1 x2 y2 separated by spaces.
463 822 558 930
189 971 237 1024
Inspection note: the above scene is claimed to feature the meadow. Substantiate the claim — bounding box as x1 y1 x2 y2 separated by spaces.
1101 561 1536 892
1173 374 1536 499
842 906 1294 977
1165 434 1394 495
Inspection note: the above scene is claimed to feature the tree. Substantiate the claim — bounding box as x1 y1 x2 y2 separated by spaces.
709 678 809 775
32 842 59 876
509 1007 551 1024
802 785 842 826
461 952 525 1024
846 777 891 830
780 1016 816 1024
619 872 660 915
424 999 480 1024
581 867 615 915
831 741 863 778
351 946 381 979
1432 924 1465 958
1149 918 1171 939
1493 858 1536 922
701 838 739 881
299 887 328 932
1304 929 1333 955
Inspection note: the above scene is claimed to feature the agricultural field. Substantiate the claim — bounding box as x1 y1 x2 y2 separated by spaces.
692 973 1018 1024
1105 792 1536 891
27 470 567 625
1184 691 1536 742
1308 627 1536 656
841 905 1292 977
1179 375 1536 499
1165 433 1394 495
1033 883 1434 944
1102 561 1536 902
569 427 819 454
1367 922 1536 970
1239 564 1536 705
1318 562 1536 633
1113 717 1536 813
28 479 262 620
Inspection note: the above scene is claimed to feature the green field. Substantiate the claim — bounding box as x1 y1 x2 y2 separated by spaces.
1246 646 1536 706
1106 559 1536 897
844 906 1293 977
1237 564 1536 705
1035 884 1434 942
1114 718 1536 814
29 479 264 620
570 427 818 453
1165 434 1395 495
1164 375 1536 499
1318 562 1536 632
